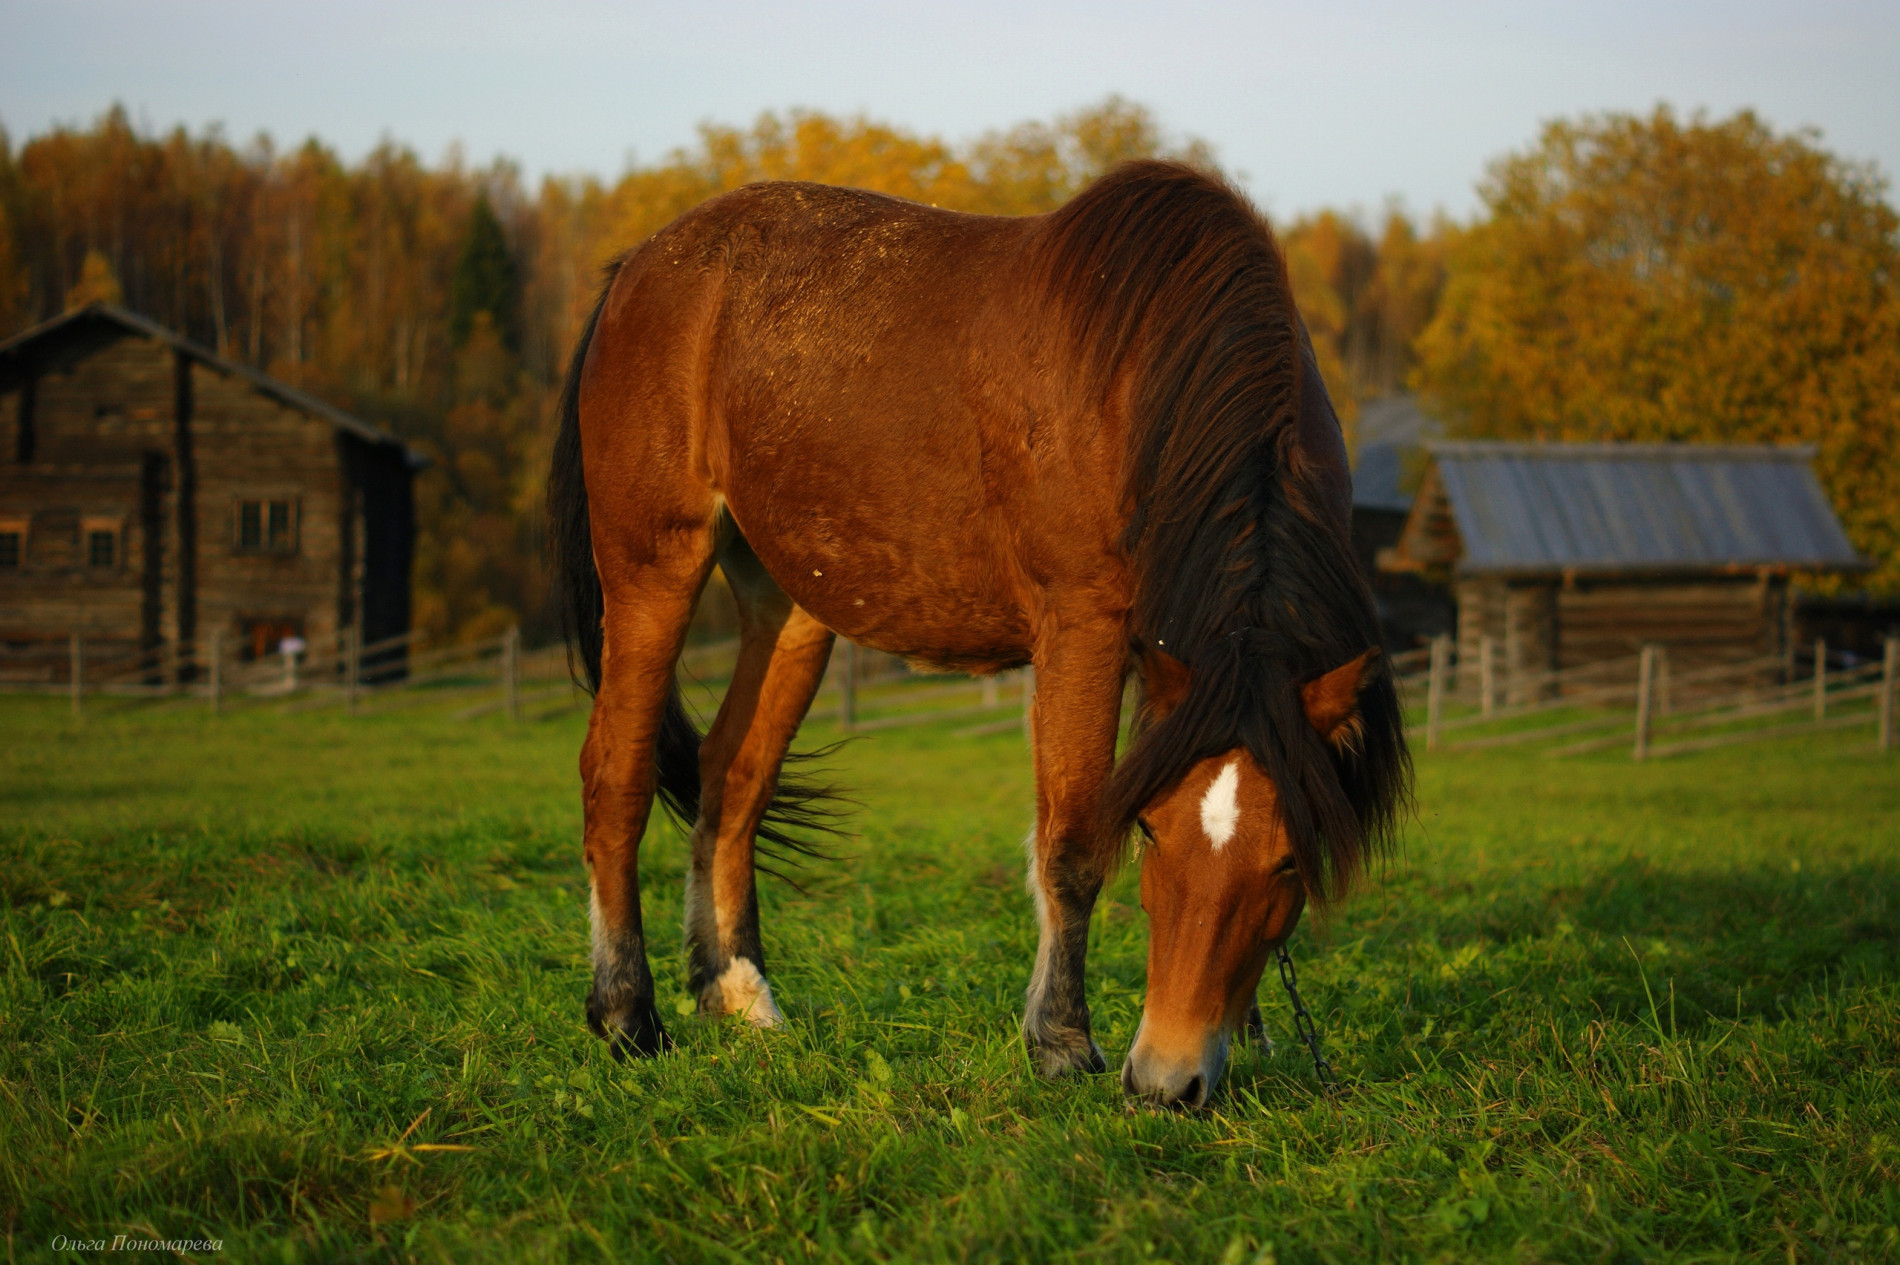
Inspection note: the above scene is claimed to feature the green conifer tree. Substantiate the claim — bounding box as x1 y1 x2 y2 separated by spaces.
448 193 519 351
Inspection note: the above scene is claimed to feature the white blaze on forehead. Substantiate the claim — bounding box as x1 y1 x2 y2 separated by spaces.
1200 760 1241 849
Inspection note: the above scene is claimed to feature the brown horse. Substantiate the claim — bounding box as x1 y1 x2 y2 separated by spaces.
549 160 1409 1108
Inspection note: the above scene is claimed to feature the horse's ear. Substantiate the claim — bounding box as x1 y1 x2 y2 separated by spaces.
1301 648 1380 750
1138 643 1194 721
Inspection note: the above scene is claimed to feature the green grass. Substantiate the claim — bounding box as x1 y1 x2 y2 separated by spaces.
2 692 1897 1263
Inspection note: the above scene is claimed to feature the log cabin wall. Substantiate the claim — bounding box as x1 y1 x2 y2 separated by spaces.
1454 579 1558 703
1 332 174 660
188 348 349 661
2 309 415 682
1454 579 1503 693
1453 573 1790 700
1505 584 1558 703
1554 576 1788 682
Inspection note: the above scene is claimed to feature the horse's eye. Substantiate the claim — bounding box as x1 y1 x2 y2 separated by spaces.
1275 857 1300 876
1136 818 1156 842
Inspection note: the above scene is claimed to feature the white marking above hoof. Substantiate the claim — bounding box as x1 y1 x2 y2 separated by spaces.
717 957 784 1028
1200 760 1240 849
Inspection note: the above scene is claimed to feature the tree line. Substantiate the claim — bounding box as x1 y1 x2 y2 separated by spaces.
1 100 1892 640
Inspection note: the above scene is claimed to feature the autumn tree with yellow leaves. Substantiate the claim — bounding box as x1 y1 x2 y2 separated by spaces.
1413 107 1900 591
1281 207 1451 446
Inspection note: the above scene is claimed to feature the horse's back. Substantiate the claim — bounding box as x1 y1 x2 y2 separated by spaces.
587 184 1063 666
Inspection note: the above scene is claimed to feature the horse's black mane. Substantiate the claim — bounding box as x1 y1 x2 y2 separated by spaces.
1036 160 1411 902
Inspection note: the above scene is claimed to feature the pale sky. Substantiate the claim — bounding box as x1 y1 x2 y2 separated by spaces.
5 0 1898 221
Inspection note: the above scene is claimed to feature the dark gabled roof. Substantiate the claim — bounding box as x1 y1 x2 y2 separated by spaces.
0 303 426 466
1351 394 1442 513
1352 443 1414 513
1398 441 1865 576
1357 393 1442 449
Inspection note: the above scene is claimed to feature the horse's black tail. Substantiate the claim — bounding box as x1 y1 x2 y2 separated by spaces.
549 263 615 699
548 261 849 876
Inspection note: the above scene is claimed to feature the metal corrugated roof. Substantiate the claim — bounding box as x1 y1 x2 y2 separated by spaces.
1427 441 1865 575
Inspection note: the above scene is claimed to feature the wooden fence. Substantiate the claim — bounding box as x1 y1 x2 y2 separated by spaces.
15 622 1894 760
1400 634 1899 759
2 626 1039 738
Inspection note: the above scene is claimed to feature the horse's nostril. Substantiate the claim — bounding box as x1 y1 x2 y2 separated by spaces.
1181 1074 1205 1108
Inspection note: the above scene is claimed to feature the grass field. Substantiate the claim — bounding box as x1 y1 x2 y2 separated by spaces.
3 689 1897 1263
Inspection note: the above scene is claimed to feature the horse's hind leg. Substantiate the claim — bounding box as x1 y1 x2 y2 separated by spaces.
683 529 835 1024
583 521 717 1059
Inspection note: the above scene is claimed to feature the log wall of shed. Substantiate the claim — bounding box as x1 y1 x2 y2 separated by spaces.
1456 580 1557 703
1454 574 1790 698
189 346 349 656
1 336 175 650
1 331 358 672
1554 578 1787 673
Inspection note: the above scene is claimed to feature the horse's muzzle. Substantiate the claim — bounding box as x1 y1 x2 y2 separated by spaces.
1120 1027 1231 1110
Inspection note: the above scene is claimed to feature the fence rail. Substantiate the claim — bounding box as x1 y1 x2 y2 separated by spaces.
6 625 1040 740
16 623 1894 759
1403 632 1898 759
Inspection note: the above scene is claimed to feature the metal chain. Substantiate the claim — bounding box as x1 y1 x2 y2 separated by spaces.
1276 942 1339 1093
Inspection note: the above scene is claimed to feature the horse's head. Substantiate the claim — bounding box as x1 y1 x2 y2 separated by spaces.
1120 647 1378 1109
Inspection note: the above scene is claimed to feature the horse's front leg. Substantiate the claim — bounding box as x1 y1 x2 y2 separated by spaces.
1023 620 1126 1078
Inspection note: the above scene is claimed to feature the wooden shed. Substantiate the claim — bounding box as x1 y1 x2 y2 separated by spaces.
1379 442 1866 699
0 303 423 681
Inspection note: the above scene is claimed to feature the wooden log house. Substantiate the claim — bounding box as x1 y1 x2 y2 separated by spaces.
1378 442 1867 700
0 303 423 682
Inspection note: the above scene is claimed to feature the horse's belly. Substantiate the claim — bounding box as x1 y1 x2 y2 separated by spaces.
717 403 1038 670
729 490 1035 671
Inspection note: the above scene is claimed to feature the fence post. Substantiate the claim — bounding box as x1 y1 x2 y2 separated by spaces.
1657 645 1672 716
1022 665 1035 743
839 641 857 731
210 630 223 713
1425 634 1449 751
1633 643 1657 760
1880 637 1897 753
982 674 999 708
1479 634 1495 718
1812 637 1827 721
70 634 82 717
504 625 521 722
345 626 361 715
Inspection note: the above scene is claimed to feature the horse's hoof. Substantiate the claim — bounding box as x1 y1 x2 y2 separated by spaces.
586 993 673 1059
1027 1029 1107 1078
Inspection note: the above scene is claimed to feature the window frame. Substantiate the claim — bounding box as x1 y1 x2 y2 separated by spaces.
232 497 300 556
81 515 123 571
0 517 24 571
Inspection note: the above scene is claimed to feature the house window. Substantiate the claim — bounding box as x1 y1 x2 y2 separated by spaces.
82 516 122 570
0 516 25 569
236 499 298 555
